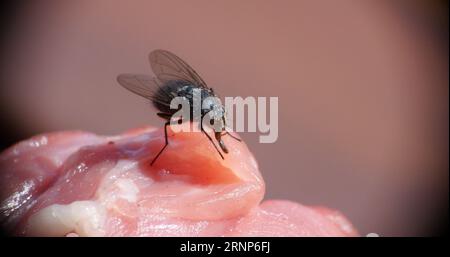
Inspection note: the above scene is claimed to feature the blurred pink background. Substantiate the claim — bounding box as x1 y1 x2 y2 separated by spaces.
0 0 448 236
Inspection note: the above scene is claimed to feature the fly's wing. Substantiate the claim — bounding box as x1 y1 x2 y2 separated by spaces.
116 73 173 108
149 49 208 89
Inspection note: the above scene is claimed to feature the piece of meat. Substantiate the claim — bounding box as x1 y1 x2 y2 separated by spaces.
0 124 357 236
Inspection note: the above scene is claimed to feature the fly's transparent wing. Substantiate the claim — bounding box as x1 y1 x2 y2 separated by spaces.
117 73 172 107
149 49 208 89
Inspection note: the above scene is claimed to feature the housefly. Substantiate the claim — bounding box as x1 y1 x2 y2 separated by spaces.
117 50 240 165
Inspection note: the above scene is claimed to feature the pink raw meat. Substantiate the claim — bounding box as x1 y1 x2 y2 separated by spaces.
0 125 357 236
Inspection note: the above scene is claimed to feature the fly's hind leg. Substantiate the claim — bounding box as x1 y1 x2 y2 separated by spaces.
151 112 176 166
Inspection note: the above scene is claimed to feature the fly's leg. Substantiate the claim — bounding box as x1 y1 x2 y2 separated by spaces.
201 114 225 160
151 120 170 166
221 131 242 142
151 112 177 166
221 116 241 142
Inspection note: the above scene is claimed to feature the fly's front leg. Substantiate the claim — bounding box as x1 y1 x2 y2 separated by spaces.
221 130 242 142
221 116 241 142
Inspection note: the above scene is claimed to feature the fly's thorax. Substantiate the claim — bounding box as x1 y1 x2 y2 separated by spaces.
158 81 225 128
201 92 223 117
201 94 226 133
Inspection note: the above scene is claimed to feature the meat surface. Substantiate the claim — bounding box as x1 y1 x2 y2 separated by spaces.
0 124 357 236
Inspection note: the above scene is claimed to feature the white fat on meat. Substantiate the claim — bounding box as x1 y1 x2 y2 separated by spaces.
27 161 140 236
27 201 106 236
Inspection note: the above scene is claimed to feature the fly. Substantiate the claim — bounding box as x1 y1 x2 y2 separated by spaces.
117 50 241 165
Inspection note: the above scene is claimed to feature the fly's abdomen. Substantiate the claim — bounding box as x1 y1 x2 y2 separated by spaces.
152 80 193 114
